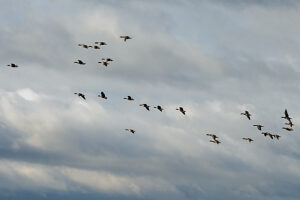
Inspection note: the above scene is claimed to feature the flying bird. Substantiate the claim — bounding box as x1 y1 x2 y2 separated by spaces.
125 129 135 134
206 133 218 140
273 134 281 140
140 104 150 111
95 41 107 45
7 63 18 68
98 61 109 67
210 139 221 144
89 45 100 49
123 96 134 101
154 105 163 112
285 121 294 127
242 138 253 142
78 44 89 49
120 35 132 42
282 109 292 121
282 127 294 131
98 92 107 99
262 132 273 139
253 124 263 130
241 110 251 120
102 58 113 62
176 107 186 115
74 60 86 65
74 93 86 100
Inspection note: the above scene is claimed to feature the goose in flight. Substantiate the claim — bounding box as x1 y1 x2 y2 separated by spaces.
210 139 221 144
154 105 163 112
78 44 89 49
125 129 135 134
102 58 113 62
98 61 109 67
124 96 134 101
241 111 251 120
95 41 107 45
285 121 294 127
272 134 281 140
242 138 253 142
253 124 263 130
282 127 293 131
262 132 273 139
282 109 292 121
206 133 218 140
89 45 100 49
98 92 107 99
74 93 86 100
74 60 86 65
176 107 186 115
140 104 150 111
7 63 18 68
120 36 132 42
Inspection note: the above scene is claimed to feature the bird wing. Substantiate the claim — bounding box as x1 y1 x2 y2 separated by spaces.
285 109 289 117
247 114 251 120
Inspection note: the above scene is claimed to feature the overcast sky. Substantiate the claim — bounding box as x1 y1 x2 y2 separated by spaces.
1 0 300 199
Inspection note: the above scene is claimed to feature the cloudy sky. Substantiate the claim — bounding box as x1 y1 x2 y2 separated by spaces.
1 0 300 199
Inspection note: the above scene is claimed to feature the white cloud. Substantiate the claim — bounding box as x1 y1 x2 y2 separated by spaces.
17 88 40 101
0 1 300 200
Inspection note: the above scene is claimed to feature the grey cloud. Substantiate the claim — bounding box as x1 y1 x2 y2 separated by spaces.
0 0 300 200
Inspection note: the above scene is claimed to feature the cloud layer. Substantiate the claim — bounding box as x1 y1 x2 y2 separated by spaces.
1 0 300 199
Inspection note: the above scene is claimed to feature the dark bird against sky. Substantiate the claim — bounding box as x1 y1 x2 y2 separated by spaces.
98 92 107 99
74 92 86 100
241 110 251 120
176 107 186 115
120 35 132 42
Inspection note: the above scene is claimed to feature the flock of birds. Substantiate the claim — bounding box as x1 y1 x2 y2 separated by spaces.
73 36 189 135
6 35 295 145
206 109 295 144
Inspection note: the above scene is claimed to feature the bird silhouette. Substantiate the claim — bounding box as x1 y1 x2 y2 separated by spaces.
78 44 89 49
272 134 281 140
140 104 150 111
210 139 221 144
176 107 186 115
262 132 273 139
120 36 132 42
125 129 135 134
253 124 263 130
89 45 100 49
154 105 163 112
102 58 113 62
74 93 86 100
285 121 294 127
7 63 18 68
241 111 251 120
282 109 292 121
206 133 218 140
98 61 109 67
124 96 134 101
74 60 86 65
98 92 107 99
282 127 294 131
95 41 107 45
242 138 253 142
